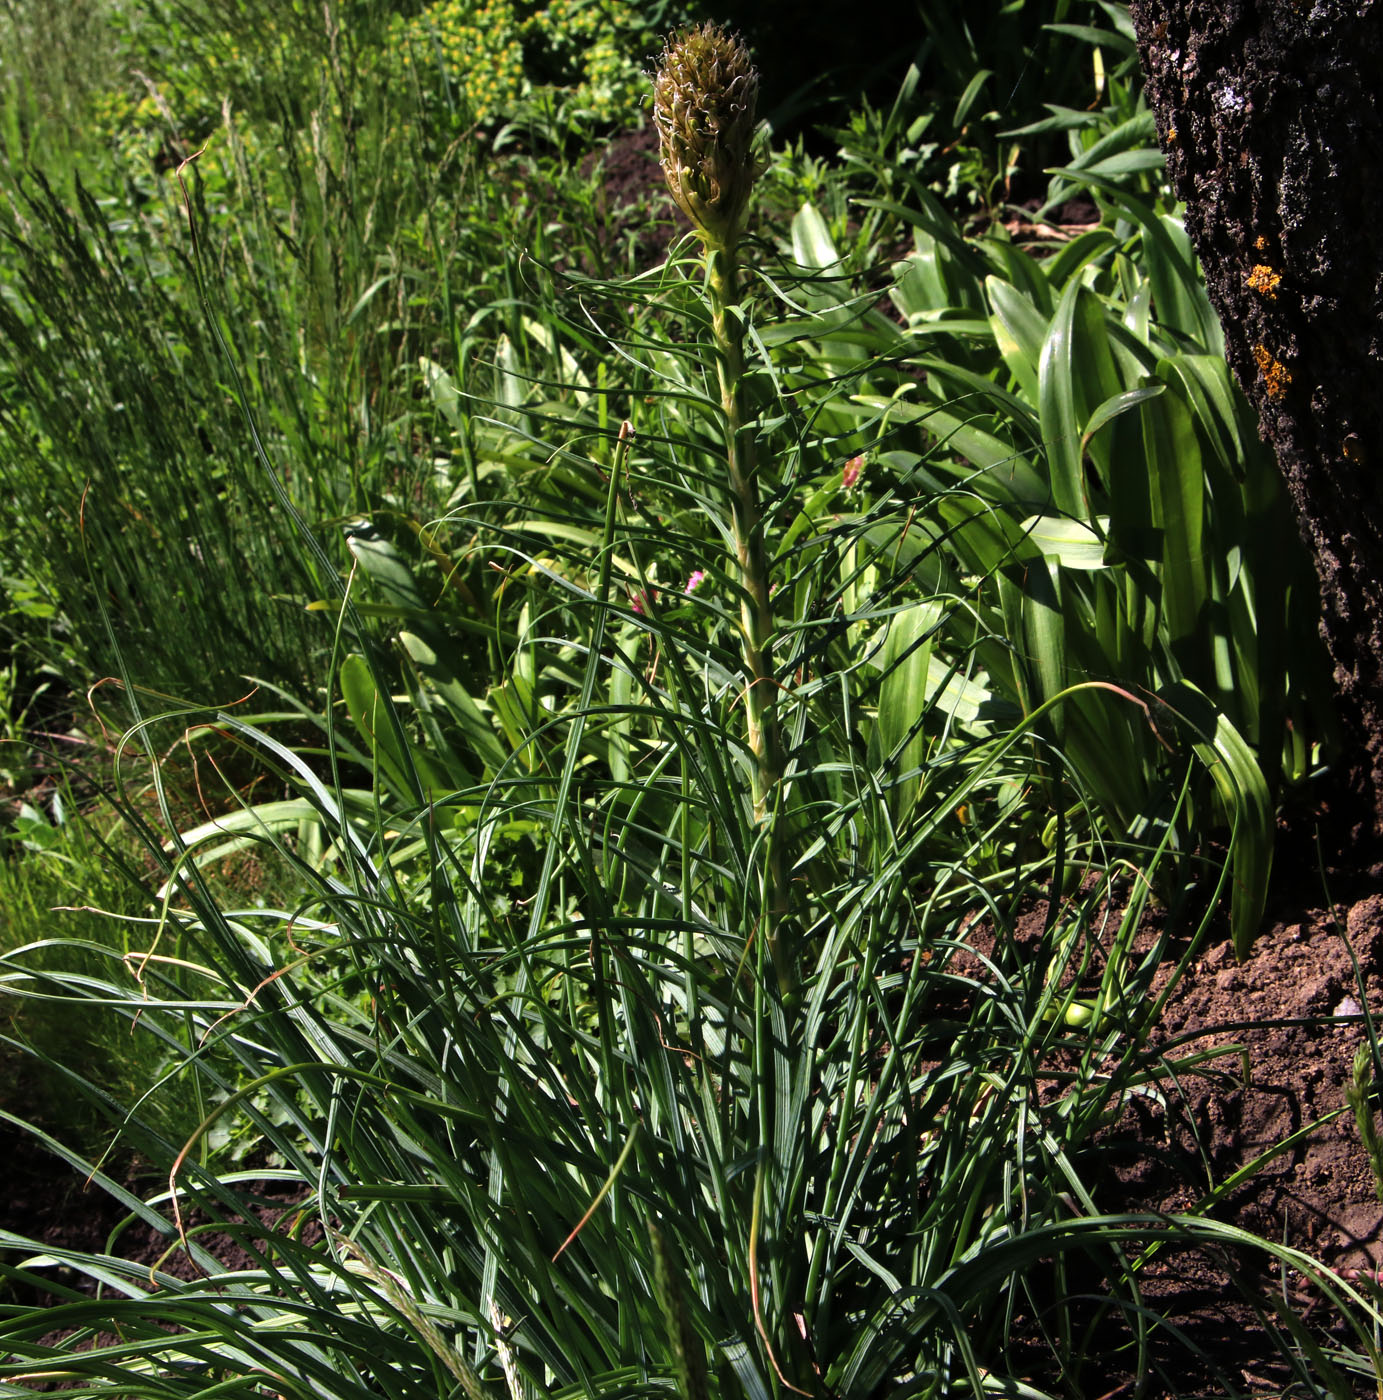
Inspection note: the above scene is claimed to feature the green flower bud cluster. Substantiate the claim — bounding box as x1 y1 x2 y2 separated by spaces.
652 24 763 251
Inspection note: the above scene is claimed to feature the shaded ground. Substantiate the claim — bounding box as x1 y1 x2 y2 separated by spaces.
1077 873 1383 1397
1110 888 1383 1275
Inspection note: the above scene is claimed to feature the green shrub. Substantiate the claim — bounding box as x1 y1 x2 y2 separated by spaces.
769 71 1335 953
386 0 667 131
0 0 690 706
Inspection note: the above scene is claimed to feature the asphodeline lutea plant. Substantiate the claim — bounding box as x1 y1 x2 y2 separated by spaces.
652 26 795 989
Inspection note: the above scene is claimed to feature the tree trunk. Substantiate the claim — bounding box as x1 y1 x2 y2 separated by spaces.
1129 0 1383 830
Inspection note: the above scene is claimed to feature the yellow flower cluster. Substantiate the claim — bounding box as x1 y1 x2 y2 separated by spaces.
388 0 527 122
90 73 225 167
525 0 645 119
385 0 649 126
90 86 138 133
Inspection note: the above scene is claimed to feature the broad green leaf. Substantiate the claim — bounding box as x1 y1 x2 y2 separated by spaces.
1120 277 1154 346
1020 515 1110 570
853 393 1048 504
1043 22 1137 55
1055 170 1222 352
1041 110 1160 215
1161 354 1249 480
488 671 542 770
419 356 463 431
980 235 1053 311
347 524 432 616
172 793 378 871
952 67 993 127
1073 149 1166 182
892 232 982 319
1158 681 1273 958
853 193 976 260
936 494 1040 576
341 651 408 797
1082 383 1165 447
906 357 1035 421
401 631 507 775
986 276 1048 402
1002 103 1103 139
790 202 842 273
998 561 1067 738
789 204 875 369
1043 228 1120 289
493 331 529 426
1038 280 1120 517
877 602 942 816
925 654 993 726
854 517 944 574
341 652 454 799
508 519 605 549
1144 367 1208 665
607 632 636 787
520 314 590 400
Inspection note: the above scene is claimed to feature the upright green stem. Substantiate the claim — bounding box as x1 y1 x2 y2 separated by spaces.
706 246 778 816
705 242 793 991
652 21 793 990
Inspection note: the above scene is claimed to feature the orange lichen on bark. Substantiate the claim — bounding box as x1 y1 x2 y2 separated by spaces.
1252 343 1292 399
1254 234 1269 251
1247 263 1281 299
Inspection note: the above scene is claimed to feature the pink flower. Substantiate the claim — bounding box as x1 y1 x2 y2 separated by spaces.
684 569 706 595
842 455 865 490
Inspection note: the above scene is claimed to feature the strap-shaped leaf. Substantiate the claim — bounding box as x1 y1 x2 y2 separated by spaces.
877 601 942 817
1082 383 1165 447
1157 681 1273 958
1144 365 1208 667
1019 514 1110 570
401 631 507 776
341 651 453 799
986 276 1047 402
1039 280 1120 518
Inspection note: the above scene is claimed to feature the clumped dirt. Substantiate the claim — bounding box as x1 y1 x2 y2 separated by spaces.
1117 894 1383 1272
0 1138 320 1314
1060 807 1383 1397
580 118 679 274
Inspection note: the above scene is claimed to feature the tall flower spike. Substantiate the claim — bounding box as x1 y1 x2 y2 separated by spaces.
652 24 762 251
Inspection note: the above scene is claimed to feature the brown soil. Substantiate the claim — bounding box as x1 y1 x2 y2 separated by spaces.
581 118 678 274
1074 893 1383 1397
0 1146 317 1312
1114 893 1383 1276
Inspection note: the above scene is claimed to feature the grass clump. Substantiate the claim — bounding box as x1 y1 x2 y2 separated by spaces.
0 784 201 1160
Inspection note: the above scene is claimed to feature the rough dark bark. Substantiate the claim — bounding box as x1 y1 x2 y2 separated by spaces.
1130 0 1383 829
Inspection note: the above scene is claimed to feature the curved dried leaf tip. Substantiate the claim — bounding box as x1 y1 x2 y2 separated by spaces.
652 23 763 250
